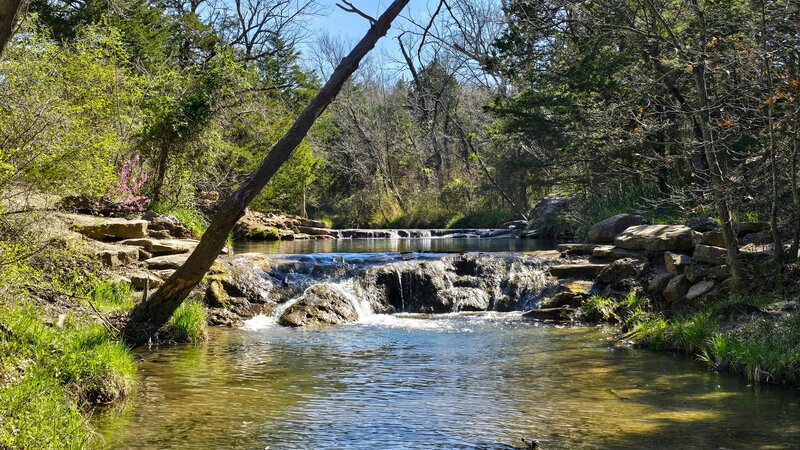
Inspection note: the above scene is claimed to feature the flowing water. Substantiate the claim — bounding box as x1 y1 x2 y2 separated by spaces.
234 237 557 254
94 239 800 449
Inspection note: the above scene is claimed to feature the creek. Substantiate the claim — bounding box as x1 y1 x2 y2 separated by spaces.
94 238 800 449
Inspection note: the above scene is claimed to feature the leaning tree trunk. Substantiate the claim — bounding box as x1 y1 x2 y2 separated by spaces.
0 0 22 57
121 0 410 345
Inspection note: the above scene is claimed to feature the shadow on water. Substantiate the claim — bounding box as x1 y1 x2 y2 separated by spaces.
94 316 800 449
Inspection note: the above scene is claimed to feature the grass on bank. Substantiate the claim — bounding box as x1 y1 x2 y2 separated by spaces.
165 299 207 343
584 293 800 384
0 304 137 449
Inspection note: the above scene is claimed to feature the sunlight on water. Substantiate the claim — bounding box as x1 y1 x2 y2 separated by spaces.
94 313 800 449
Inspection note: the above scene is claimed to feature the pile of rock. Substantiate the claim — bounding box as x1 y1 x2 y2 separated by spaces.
234 209 334 241
526 213 775 323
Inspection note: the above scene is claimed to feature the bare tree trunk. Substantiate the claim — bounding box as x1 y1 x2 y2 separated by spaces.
121 0 410 345
761 3 785 266
688 3 744 289
0 0 22 57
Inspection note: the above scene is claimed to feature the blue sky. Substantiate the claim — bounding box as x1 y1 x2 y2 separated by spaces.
304 0 433 64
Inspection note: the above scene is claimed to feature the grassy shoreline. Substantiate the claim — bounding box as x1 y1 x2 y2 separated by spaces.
583 293 800 385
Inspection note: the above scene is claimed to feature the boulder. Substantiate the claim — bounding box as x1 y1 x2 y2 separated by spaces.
522 307 575 323
549 263 608 279
693 244 727 265
62 214 148 241
591 246 643 261
97 245 139 268
278 284 358 327
141 211 194 238
588 214 648 243
663 274 691 303
614 225 696 251
735 222 770 236
528 197 574 238
557 243 601 257
665 252 691 274
205 280 229 308
436 287 490 312
596 258 648 285
699 230 727 248
130 272 163 290
296 226 334 236
741 231 772 245
686 280 716 301
539 279 595 308
119 238 198 255
145 254 189 270
685 217 718 232
647 272 673 296
684 264 707 283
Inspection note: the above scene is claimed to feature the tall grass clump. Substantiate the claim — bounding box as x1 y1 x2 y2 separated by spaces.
0 303 136 448
81 278 134 312
165 300 207 343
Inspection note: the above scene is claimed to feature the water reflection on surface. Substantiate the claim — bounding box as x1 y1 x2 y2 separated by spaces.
234 237 557 255
95 314 800 449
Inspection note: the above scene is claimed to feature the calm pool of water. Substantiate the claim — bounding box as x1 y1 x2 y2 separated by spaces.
234 237 557 254
95 313 800 449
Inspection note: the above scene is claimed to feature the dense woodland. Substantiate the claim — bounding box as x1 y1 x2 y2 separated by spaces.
1 0 799 236
3 0 800 446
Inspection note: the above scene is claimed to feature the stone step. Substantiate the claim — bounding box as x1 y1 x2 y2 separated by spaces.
556 243 602 256
548 263 608 279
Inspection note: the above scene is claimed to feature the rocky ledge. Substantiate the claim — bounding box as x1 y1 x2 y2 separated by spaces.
525 214 778 324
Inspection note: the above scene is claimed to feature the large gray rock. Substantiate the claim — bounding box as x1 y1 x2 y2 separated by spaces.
664 274 691 303
591 246 643 261
614 225 696 251
119 238 198 255
647 272 674 296
735 222 770 235
528 197 574 238
685 217 718 232
597 258 648 285
665 252 691 274
278 284 359 327
699 230 727 248
145 254 189 270
436 287 490 312
684 264 707 283
693 244 727 265
557 243 602 257
62 214 148 241
97 245 139 268
588 214 648 243
686 280 716 301
549 263 607 279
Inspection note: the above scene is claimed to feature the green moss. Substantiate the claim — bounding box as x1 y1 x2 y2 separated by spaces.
166 300 207 343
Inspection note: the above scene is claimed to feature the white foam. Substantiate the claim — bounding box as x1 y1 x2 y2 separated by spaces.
242 314 275 330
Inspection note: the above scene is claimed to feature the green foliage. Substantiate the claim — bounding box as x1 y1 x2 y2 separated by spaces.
166 300 207 343
0 304 136 448
150 202 207 236
0 20 142 197
82 278 134 312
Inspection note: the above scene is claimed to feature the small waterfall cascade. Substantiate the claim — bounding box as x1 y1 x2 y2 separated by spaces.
242 251 560 330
